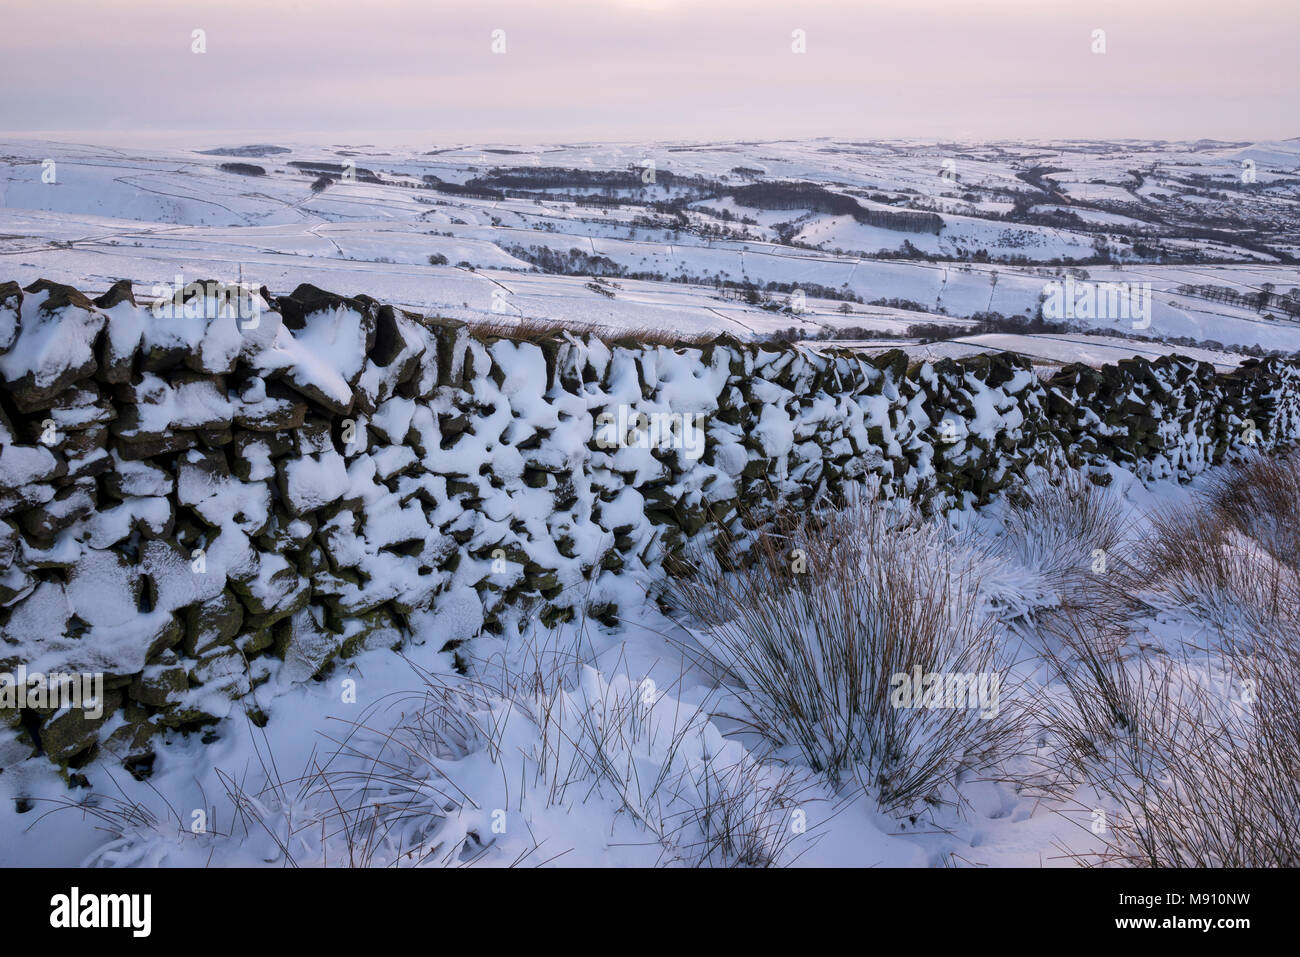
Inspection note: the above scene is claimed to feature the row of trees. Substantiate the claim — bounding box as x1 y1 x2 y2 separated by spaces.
1175 283 1300 318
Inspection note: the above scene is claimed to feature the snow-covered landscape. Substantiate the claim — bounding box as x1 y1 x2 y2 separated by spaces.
2 135 1299 868
3 135 1300 360
2 3 1300 907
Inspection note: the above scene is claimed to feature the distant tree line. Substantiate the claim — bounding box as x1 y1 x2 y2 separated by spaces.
497 243 862 304
729 182 943 234
289 160 382 184
1175 282 1300 318
218 162 265 177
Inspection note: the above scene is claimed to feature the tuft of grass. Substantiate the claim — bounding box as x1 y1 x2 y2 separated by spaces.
42 622 819 868
1042 451 1300 866
1125 488 1300 641
1052 624 1300 867
1204 450 1300 571
980 469 1132 621
665 492 1029 813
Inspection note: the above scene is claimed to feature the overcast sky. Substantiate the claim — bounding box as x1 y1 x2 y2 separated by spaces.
1 0 1295 145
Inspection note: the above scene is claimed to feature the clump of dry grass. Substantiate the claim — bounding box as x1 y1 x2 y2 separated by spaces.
1123 454 1300 639
462 315 577 342
1204 450 1300 570
1038 451 1300 866
978 469 1133 624
292 646 822 868
1135 508 1298 631
668 757 815 868
1003 470 1130 592
1049 622 1300 867
46 632 821 868
1031 609 1147 791
665 492 1030 813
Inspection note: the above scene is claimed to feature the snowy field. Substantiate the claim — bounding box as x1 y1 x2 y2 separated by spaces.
3 136 1299 358
815 332 1251 372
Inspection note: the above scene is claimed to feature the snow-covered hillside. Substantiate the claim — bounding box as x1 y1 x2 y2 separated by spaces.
3 137 1299 358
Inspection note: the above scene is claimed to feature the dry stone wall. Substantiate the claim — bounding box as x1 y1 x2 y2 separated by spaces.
1 278 1297 775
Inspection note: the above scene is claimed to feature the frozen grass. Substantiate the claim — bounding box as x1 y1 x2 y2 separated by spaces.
666 492 1031 813
993 470 1131 606
1124 455 1300 640
1049 622 1300 867
1205 450 1300 568
1039 453 1300 866
966 468 1135 633
36 627 818 868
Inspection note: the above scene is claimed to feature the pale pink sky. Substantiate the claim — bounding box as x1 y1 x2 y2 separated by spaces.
1 0 1295 143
